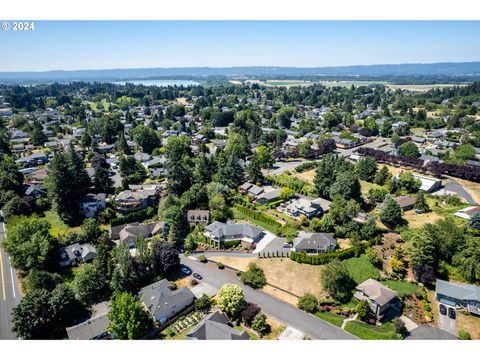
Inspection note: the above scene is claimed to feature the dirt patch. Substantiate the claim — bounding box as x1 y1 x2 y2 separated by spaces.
457 312 480 339
209 256 251 272
173 276 194 289
403 210 442 229
261 285 299 307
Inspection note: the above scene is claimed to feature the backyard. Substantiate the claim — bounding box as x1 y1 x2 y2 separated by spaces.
342 255 380 283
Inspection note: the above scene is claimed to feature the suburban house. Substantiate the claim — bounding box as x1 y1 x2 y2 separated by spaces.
281 196 331 219
454 206 480 220
239 182 264 198
115 187 157 214
110 221 165 247
256 188 282 205
186 311 249 340
354 278 399 318
66 301 111 340
293 231 336 254
204 220 264 247
186 209 210 225
435 279 480 315
80 193 106 218
58 243 97 267
395 195 416 211
140 279 195 324
24 184 47 198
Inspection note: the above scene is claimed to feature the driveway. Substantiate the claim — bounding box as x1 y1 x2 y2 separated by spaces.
180 255 356 340
190 282 218 298
254 235 291 257
277 326 306 340
443 178 477 205
406 326 457 340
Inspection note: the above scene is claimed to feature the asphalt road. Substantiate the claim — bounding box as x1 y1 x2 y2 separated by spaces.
180 255 357 340
0 218 22 340
443 177 477 205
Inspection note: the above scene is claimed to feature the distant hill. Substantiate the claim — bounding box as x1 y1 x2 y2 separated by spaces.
1 62 480 83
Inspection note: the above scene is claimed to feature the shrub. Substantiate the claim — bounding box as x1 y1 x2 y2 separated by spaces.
217 262 225 269
297 293 318 313
251 313 270 336
240 263 267 289
356 300 371 321
241 302 261 326
459 330 471 340
191 279 198 286
198 255 207 263
393 318 408 337
195 294 212 312
290 243 368 265
110 207 156 226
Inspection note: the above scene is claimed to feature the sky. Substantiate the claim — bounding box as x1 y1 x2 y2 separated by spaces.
1 21 480 71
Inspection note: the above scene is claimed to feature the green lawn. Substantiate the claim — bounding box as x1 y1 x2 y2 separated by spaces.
344 320 400 340
315 311 345 327
342 255 380 284
380 280 418 297
7 211 80 239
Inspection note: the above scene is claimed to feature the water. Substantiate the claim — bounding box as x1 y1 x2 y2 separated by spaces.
111 79 199 87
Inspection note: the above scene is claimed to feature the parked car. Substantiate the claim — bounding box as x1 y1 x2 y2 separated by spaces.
448 307 456 320
180 266 192 275
439 304 447 315
192 273 203 280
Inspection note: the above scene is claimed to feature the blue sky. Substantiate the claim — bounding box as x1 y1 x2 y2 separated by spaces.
1 21 480 71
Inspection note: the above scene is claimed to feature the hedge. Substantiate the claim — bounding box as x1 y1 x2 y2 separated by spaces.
110 207 156 227
295 161 319 173
290 243 368 265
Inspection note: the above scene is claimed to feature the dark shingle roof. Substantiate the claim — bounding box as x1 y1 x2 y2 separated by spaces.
187 311 249 340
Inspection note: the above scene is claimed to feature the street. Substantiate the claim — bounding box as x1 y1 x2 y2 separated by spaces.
180 255 357 340
0 217 22 340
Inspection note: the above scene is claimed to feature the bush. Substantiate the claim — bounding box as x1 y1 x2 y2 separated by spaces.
459 330 471 340
241 302 261 326
195 294 211 313
251 313 270 336
217 262 225 269
110 207 156 226
393 318 408 337
356 300 371 321
290 243 368 265
240 263 267 289
297 293 318 313
191 279 198 286
198 255 207 263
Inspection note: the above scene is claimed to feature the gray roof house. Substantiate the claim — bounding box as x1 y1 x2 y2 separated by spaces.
354 278 399 318
140 279 195 324
187 311 249 340
435 279 480 315
256 188 282 205
80 193 106 218
293 231 336 254
58 243 97 267
204 220 264 246
110 221 165 247
115 188 157 214
66 301 111 340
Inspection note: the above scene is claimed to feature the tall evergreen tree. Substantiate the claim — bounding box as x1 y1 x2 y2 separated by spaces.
47 146 91 225
245 153 263 184
116 131 131 155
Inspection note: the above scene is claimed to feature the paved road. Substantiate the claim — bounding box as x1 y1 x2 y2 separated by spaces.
180 255 356 340
0 217 22 340
443 177 477 205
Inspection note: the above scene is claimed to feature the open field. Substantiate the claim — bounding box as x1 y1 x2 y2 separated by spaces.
359 180 383 194
209 256 325 299
403 209 442 229
293 169 315 183
386 84 467 92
